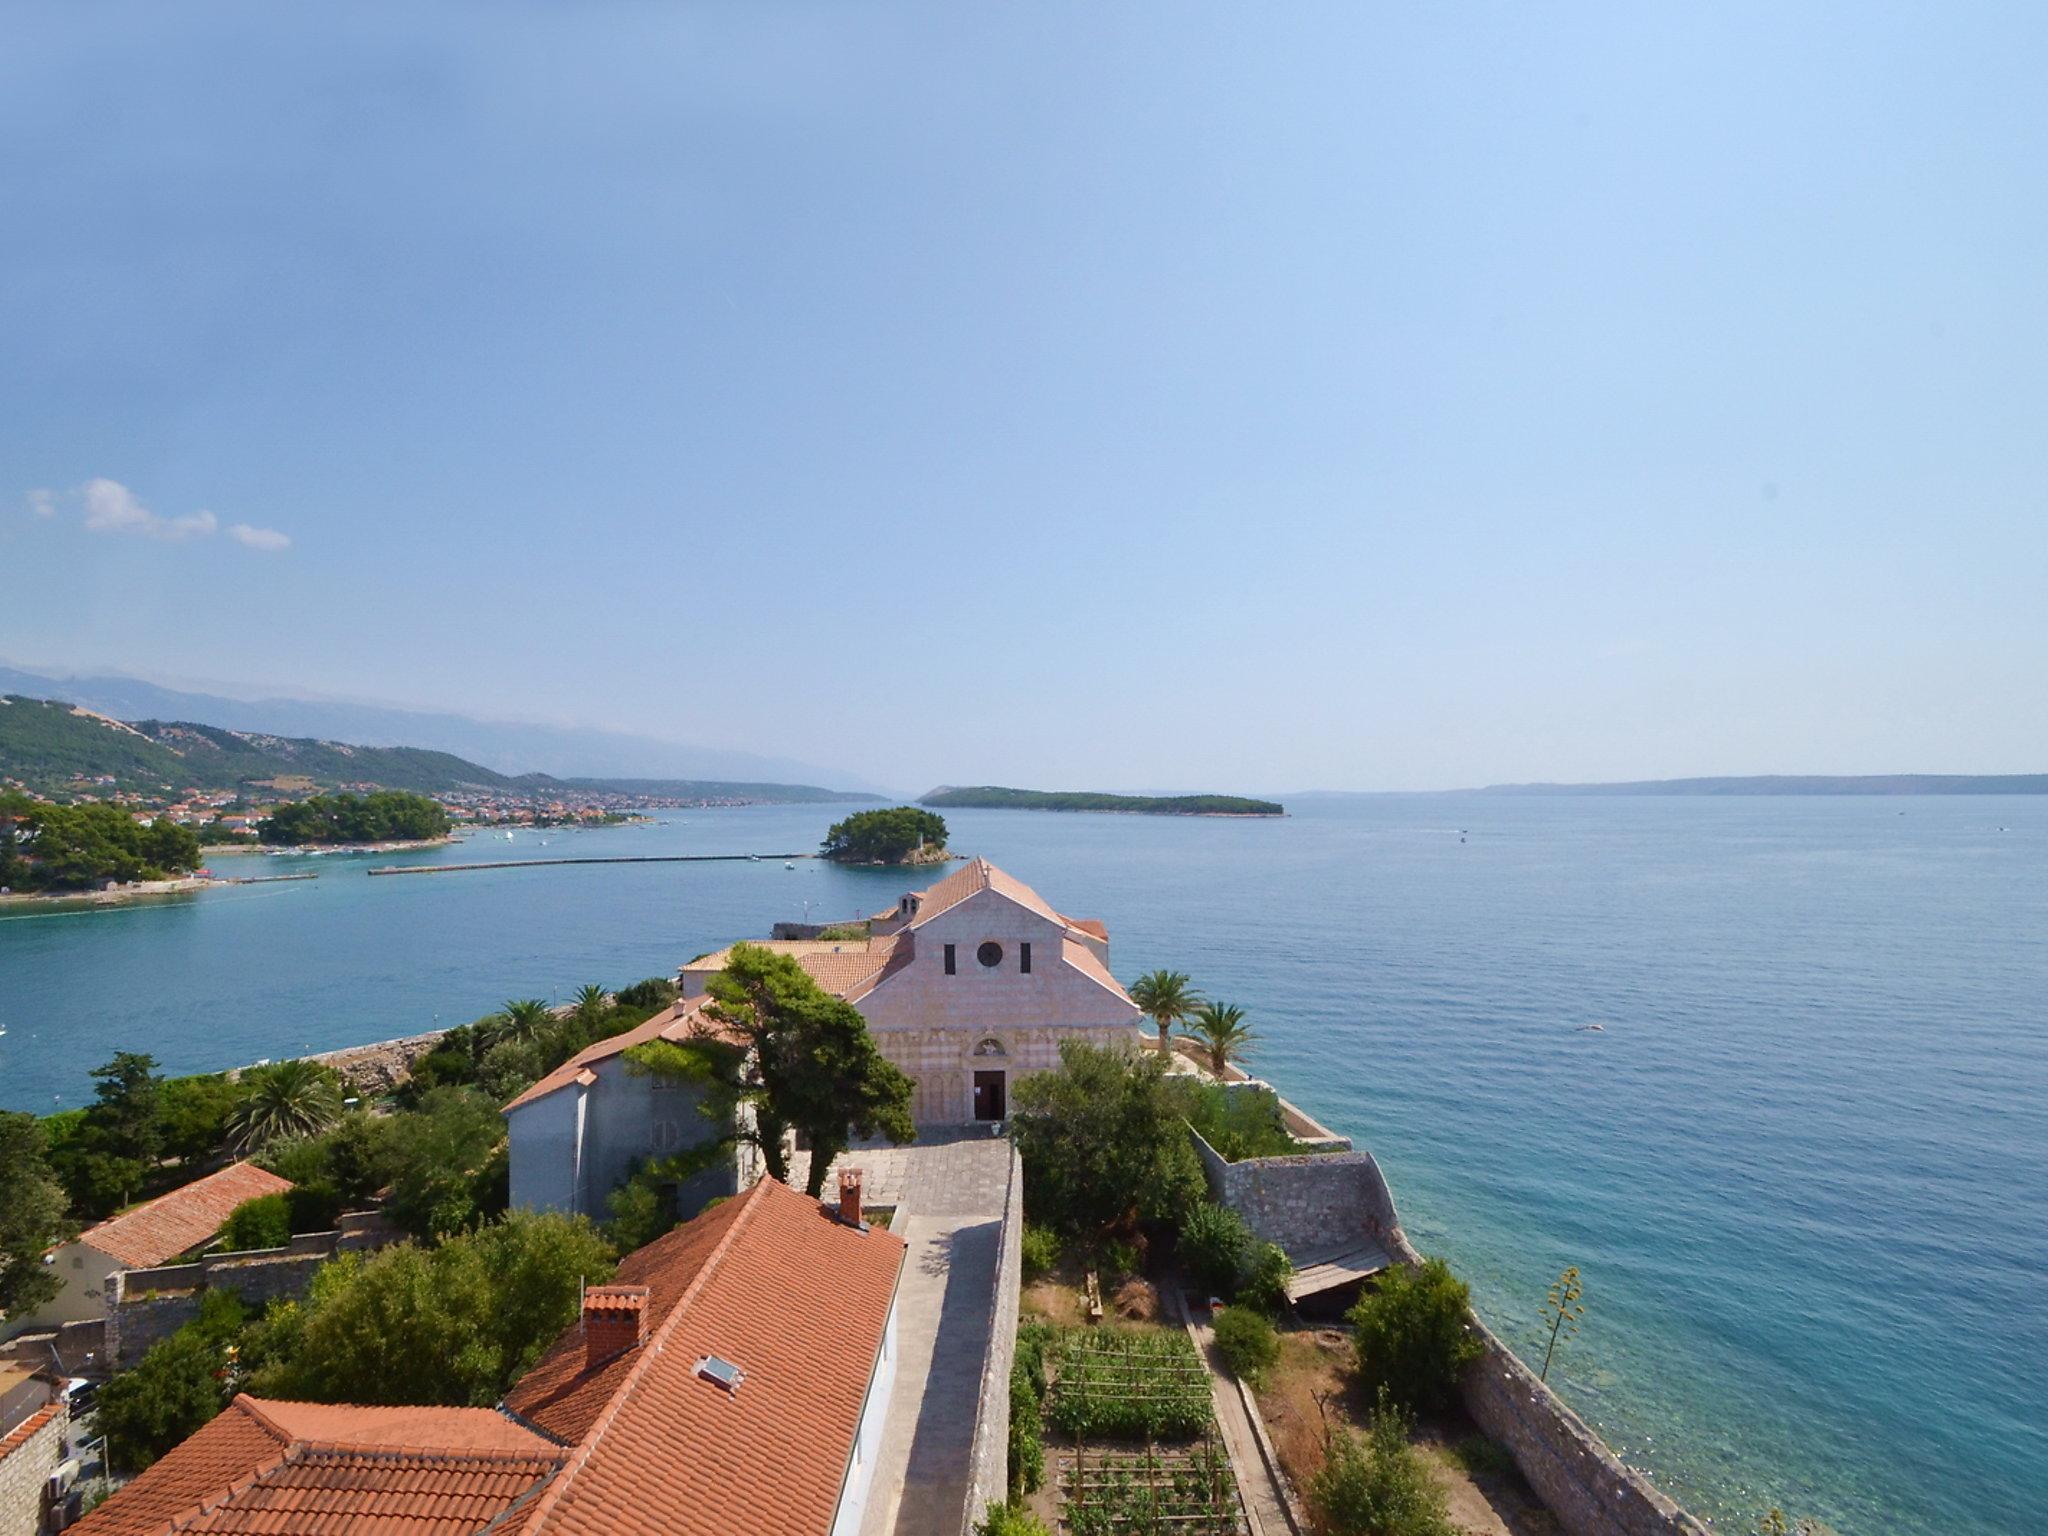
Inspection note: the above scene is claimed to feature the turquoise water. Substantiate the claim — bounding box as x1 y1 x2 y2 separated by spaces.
2 797 2042 1533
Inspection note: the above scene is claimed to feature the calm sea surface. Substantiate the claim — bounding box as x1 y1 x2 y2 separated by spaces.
2 796 2043 1533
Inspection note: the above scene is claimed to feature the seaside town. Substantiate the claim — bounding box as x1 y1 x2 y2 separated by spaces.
0 845 1720 1536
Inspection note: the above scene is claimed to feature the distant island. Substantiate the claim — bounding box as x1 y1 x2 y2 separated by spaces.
921 785 1285 816
1477 774 2048 796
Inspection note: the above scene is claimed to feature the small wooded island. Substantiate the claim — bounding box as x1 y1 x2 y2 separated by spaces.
921 785 1285 817
820 805 953 864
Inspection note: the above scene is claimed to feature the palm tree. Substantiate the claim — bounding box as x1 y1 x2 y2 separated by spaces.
1180 1001 1258 1076
499 999 555 1043
226 1060 344 1152
571 984 609 1026
1128 970 1201 1050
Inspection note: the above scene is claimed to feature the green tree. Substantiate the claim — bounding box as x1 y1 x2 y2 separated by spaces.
90 1050 166 1168
219 1192 292 1251
0 1112 71 1316
1009 1040 1205 1240
97 1293 248 1473
1310 1388 1455 1536
1538 1265 1585 1382
382 1088 507 1239
478 1037 546 1102
0 792 203 892
247 1212 613 1406
819 806 948 864
260 790 450 846
1180 1001 1258 1075
1348 1258 1484 1414
226 1060 344 1153
701 943 915 1196
158 1074 243 1163
497 999 555 1044
571 984 609 1027
1128 970 1201 1050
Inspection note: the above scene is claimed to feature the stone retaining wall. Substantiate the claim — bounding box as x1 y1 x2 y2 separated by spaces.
304 1030 448 1096
958 1142 1024 1536
1195 1130 1708 1536
107 1213 402 1367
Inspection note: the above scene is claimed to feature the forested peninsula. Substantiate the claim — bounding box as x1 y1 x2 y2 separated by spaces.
921 786 1284 816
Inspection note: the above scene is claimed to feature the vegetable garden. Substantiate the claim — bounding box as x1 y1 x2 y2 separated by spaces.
1038 1327 1249 1534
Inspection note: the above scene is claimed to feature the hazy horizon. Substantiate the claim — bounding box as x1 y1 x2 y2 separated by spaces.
5 5 2045 792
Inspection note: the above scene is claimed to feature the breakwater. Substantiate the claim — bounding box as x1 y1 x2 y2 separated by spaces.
366 853 816 876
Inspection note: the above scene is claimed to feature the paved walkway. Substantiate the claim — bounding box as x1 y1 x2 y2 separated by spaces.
794 1131 1012 1536
1183 1301 1299 1536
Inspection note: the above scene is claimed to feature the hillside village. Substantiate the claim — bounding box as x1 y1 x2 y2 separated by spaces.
1 861 1710 1536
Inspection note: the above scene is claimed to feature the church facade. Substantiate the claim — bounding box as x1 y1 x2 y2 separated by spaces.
681 857 1145 1125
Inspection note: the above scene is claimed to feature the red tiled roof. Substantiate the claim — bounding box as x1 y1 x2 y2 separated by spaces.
68 1397 564 1536
1066 916 1109 941
502 1001 739 1113
79 1162 295 1270
1061 935 1134 1002
0 1403 60 1464
505 1177 905 1536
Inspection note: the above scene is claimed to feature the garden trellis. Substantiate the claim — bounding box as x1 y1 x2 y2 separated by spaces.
1057 1441 1248 1536
1045 1327 1215 1440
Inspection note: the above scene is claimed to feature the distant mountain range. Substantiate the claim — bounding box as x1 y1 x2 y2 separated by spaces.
0 693 876 805
0 662 885 794
1476 774 2048 795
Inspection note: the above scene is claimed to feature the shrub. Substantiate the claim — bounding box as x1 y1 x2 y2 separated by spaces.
1014 1320 1052 1401
1177 1202 1254 1295
96 1294 247 1473
248 1211 613 1406
1097 1237 1141 1284
1347 1258 1483 1414
286 1181 343 1236
1310 1388 1454 1536
1212 1304 1279 1386
1020 1224 1060 1280
613 976 679 1012
975 1505 1054 1536
1007 1363 1044 1497
477 1037 545 1102
219 1193 291 1252
1184 1083 1300 1161
382 1087 507 1239
1240 1241 1293 1314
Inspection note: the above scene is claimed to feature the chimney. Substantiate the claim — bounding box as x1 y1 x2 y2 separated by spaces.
838 1167 865 1229
583 1284 650 1366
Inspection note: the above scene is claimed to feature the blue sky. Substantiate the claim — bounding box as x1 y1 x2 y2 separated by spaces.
3 3 2044 791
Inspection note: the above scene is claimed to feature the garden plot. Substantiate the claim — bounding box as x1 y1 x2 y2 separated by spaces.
1042 1327 1249 1535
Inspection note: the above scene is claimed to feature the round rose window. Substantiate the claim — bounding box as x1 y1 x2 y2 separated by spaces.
977 941 1003 968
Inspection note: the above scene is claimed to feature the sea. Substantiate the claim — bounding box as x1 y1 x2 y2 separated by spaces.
1 795 2042 1535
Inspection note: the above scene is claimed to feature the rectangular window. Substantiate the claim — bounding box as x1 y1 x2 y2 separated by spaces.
1019 942 1032 974
943 943 956 975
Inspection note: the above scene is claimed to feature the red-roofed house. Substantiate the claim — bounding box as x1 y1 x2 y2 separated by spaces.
9 1162 293 1335
71 1176 905 1536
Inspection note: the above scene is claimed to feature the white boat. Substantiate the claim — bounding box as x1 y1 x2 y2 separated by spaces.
784 861 795 870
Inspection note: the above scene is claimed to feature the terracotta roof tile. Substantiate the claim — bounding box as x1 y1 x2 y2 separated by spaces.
1061 935 1134 1003
79 1162 295 1270
507 1178 905 1536
69 1397 563 1536
0 1403 60 1464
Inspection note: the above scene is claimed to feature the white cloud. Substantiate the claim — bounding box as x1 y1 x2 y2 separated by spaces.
227 522 291 551
30 478 289 551
81 478 217 541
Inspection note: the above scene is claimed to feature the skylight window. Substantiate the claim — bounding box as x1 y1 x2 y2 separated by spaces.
696 1355 746 1393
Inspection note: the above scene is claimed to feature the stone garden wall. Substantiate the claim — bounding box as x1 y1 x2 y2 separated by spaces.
958 1142 1025 1536
1194 1127 1709 1536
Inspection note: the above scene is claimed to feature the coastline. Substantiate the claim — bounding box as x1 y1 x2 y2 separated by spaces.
0 875 221 909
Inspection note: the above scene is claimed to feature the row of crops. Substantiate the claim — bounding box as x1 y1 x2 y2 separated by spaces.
1044 1326 1215 1440
1057 1444 1248 1536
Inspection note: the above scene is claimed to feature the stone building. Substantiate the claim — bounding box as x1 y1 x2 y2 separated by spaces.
682 857 1145 1125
